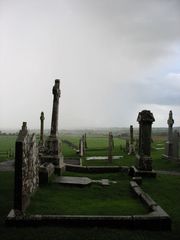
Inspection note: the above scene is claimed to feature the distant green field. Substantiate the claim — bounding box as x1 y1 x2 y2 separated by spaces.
1 134 180 172
0 135 16 161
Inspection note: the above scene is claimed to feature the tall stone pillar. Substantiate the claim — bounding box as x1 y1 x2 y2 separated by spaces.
164 110 174 159
42 79 63 168
136 110 155 171
108 132 114 163
79 137 84 157
46 79 60 156
84 133 88 149
128 125 135 155
39 112 45 146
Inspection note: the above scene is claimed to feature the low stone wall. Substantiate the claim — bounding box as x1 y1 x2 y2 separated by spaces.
130 181 171 229
14 123 39 212
65 164 129 173
7 179 171 230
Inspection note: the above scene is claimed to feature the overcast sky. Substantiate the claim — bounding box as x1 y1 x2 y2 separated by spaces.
0 0 180 130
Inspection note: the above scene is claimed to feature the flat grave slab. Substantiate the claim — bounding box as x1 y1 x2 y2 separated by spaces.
53 176 111 186
86 156 123 161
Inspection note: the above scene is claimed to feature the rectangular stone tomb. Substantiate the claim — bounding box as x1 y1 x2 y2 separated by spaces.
52 176 110 186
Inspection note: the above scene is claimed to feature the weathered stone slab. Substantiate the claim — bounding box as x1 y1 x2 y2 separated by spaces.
14 122 39 212
53 176 92 186
53 176 110 186
86 156 123 161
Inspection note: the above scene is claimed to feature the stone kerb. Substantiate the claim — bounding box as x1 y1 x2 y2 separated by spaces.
14 123 39 212
7 179 171 230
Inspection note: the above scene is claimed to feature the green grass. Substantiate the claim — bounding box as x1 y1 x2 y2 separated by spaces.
0 135 16 161
27 172 147 215
1 134 180 239
1 172 180 240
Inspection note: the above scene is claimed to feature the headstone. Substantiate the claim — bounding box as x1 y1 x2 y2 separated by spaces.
136 110 155 171
84 133 88 149
39 112 45 146
108 132 114 162
128 125 135 155
172 130 180 161
14 122 39 212
79 137 84 157
163 110 174 159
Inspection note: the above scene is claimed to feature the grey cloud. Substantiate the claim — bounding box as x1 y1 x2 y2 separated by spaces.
0 0 180 129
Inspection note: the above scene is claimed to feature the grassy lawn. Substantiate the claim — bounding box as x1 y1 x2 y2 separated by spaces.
0 134 180 239
27 172 147 215
1 172 180 240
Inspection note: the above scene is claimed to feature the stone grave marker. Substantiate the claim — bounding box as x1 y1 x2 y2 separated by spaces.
14 122 39 212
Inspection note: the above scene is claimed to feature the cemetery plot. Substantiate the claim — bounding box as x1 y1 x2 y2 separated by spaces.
27 173 148 216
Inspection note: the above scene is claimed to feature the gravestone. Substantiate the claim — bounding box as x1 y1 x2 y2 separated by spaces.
39 112 45 146
79 137 84 157
84 133 88 149
172 130 180 161
14 122 39 212
163 110 174 159
108 132 114 163
128 125 135 155
129 110 156 177
136 110 155 171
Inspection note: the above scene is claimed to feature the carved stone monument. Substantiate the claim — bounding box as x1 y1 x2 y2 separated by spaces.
14 122 39 212
129 110 156 177
163 110 174 159
136 110 155 170
41 80 65 174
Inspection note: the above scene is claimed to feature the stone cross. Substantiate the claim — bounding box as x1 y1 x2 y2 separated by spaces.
50 79 61 137
136 110 155 171
41 80 63 167
40 112 45 146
